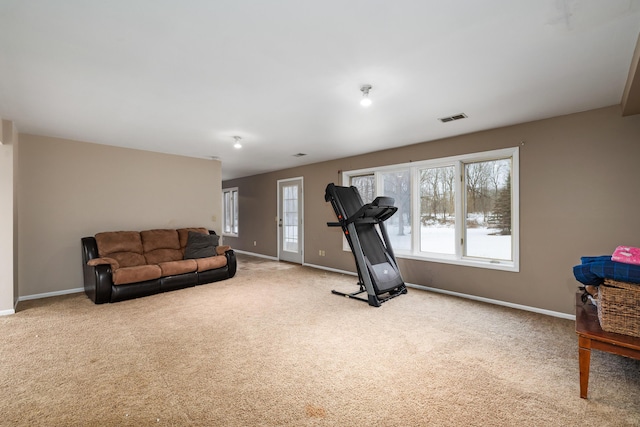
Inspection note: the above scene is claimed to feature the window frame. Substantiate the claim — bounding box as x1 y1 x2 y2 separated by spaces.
343 147 519 272
222 187 239 237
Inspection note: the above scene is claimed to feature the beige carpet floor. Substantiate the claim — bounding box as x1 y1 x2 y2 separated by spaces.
1 254 639 426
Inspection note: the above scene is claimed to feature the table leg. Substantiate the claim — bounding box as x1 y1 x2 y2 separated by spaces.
578 335 591 399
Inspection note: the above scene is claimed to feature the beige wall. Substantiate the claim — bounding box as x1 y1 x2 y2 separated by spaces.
224 105 640 315
17 134 222 298
0 119 17 314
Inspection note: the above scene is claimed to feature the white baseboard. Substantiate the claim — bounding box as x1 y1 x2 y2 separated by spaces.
18 287 84 302
11 262 574 320
407 283 575 320
233 249 279 261
301 263 573 320
302 262 357 276
0 308 16 316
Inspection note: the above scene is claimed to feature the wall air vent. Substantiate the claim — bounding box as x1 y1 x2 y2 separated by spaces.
438 113 468 123
293 153 307 157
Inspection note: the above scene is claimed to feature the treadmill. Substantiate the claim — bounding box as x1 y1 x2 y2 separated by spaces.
325 183 407 307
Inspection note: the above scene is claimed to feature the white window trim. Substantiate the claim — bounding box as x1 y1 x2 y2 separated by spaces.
342 147 519 272
222 187 239 237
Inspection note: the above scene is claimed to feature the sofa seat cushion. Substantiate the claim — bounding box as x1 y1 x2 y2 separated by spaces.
158 259 198 276
95 231 146 268
113 265 162 285
195 255 228 272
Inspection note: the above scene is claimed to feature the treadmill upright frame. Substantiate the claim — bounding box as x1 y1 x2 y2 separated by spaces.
325 183 407 307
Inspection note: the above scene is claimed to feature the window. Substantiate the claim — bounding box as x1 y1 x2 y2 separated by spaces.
381 170 411 251
342 147 519 271
350 174 376 204
222 187 238 236
464 159 512 261
419 165 456 255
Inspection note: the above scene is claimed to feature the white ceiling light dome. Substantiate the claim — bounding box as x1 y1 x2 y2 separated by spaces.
360 84 372 107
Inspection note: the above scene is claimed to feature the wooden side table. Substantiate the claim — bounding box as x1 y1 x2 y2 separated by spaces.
575 292 640 398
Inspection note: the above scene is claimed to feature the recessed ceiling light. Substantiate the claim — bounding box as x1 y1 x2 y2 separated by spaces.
360 84 372 107
233 136 242 149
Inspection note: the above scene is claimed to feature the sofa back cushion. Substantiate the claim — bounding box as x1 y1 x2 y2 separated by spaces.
141 229 182 265
95 231 146 268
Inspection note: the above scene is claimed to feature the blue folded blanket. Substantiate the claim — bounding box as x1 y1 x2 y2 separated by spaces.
573 255 640 286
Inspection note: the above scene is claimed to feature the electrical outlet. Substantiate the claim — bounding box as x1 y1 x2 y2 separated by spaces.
253 241 257 246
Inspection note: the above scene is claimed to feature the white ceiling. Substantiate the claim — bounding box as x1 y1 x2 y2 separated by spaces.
1 1 639 180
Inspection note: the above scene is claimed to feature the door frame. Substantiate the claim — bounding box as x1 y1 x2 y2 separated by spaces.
277 177 304 264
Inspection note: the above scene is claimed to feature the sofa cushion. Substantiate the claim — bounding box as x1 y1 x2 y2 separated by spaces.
184 231 219 259
112 264 162 285
141 229 183 264
145 248 184 265
141 229 180 252
95 231 146 268
216 245 231 255
87 257 120 270
158 259 198 276
177 227 209 249
195 255 228 272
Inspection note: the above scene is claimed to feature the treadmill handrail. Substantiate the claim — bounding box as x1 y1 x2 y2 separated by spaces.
344 203 397 225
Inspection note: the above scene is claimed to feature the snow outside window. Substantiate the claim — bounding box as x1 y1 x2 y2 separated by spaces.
342 147 519 272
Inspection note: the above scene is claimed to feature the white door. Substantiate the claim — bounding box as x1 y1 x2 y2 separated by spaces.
278 178 303 264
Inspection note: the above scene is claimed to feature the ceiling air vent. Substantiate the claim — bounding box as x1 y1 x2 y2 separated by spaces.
293 153 307 157
438 113 467 123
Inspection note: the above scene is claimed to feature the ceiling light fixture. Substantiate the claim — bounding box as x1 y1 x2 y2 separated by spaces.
360 84 372 107
233 136 242 149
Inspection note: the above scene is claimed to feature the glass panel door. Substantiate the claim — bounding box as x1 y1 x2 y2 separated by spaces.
278 178 303 263
282 184 299 253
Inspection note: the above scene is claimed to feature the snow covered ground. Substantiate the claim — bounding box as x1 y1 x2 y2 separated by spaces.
386 225 512 260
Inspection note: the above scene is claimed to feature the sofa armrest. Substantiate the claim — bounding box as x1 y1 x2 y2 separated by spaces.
216 245 231 255
81 236 113 304
81 236 99 264
83 263 114 304
87 257 120 270
224 249 237 278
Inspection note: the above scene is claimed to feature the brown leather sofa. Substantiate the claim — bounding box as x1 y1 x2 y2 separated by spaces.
81 227 236 303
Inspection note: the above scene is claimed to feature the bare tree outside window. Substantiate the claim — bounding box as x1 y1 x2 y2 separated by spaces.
420 166 455 254
341 147 518 270
350 175 375 204
382 170 411 251
465 159 511 260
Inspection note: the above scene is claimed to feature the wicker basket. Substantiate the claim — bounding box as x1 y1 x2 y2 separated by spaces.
597 279 640 337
